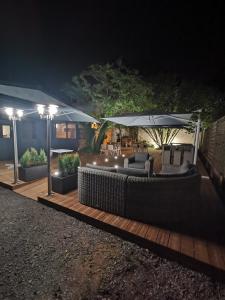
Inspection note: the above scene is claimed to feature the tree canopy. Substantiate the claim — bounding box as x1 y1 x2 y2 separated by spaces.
62 63 225 149
62 63 154 118
63 63 224 124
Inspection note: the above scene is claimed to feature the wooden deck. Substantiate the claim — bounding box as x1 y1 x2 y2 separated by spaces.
0 162 29 190
1 157 225 278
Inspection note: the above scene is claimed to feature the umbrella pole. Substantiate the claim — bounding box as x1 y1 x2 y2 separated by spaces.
12 118 19 184
193 115 201 165
47 118 52 196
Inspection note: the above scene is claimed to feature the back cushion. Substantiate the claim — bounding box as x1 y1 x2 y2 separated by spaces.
117 167 148 177
135 152 149 162
86 163 117 173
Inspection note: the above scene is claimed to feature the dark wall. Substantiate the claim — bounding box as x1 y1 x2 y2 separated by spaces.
17 119 46 157
0 119 79 161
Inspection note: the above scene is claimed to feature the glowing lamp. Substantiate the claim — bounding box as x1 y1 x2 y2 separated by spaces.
48 104 58 118
16 109 24 118
114 165 118 169
93 161 97 165
105 158 109 162
37 104 45 116
5 107 13 118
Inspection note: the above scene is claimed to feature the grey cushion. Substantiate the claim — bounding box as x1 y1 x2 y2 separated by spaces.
117 167 148 177
86 163 117 173
134 152 149 162
157 162 197 177
128 162 145 169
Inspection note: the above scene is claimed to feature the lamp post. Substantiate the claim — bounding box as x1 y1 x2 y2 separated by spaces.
5 107 24 184
37 104 58 196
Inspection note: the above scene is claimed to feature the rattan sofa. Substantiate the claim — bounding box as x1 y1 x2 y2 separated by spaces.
78 165 201 224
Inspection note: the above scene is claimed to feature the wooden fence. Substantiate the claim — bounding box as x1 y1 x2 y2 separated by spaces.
200 116 225 199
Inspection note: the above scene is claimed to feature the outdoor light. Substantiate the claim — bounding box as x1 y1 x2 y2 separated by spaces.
5 107 13 118
114 165 118 169
37 104 45 116
54 171 59 176
91 122 98 129
105 158 109 162
16 109 24 118
4 107 24 184
49 104 58 118
93 161 97 165
5 107 24 121
37 104 58 119
36 104 58 196
114 156 118 159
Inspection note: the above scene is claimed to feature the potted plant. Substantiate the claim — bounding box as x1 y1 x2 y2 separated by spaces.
51 153 80 194
19 148 48 181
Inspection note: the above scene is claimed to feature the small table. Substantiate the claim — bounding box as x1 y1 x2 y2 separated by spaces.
50 149 74 157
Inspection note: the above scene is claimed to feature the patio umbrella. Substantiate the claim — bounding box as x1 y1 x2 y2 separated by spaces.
103 113 193 128
103 112 200 165
0 84 98 193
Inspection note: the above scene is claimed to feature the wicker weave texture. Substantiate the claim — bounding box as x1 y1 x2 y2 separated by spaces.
78 167 127 216
126 173 201 223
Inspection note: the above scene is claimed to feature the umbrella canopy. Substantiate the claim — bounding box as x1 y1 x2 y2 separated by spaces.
0 84 63 106
0 83 98 123
103 113 193 128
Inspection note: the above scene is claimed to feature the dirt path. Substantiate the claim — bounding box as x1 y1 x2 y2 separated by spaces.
0 187 225 300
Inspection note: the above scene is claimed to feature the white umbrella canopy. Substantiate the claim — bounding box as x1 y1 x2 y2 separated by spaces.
103 113 193 128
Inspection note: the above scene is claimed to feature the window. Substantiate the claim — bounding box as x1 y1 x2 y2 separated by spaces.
0 125 11 138
55 123 76 139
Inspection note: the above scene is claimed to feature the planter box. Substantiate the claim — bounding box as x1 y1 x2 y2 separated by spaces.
52 173 78 194
18 165 48 182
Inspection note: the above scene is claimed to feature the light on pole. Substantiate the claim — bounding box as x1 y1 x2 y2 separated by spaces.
5 107 24 184
37 104 58 196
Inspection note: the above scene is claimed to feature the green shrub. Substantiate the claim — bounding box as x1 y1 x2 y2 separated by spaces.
58 153 80 176
30 147 39 165
39 148 47 164
20 148 47 167
20 149 31 168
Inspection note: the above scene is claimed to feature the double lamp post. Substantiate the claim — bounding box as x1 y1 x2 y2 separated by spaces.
5 104 58 195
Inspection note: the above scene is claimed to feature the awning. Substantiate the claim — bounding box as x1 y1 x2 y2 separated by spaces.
0 84 64 106
103 113 193 128
0 83 98 123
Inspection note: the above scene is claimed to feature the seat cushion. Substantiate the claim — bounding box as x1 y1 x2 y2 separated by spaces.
134 152 149 162
117 167 148 177
128 162 145 169
86 164 117 172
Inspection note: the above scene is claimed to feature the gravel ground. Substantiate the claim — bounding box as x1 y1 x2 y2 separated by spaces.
0 187 225 300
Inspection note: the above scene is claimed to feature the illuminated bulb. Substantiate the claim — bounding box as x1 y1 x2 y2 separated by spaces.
114 156 118 159
54 171 59 176
5 107 13 117
16 109 23 118
93 161 97 165
122 154 125 157
114 165 118 169
48 104 58 117
37 104 45 115
105 158 109 162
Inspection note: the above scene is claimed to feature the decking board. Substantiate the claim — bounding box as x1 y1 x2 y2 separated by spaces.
1 159 225 275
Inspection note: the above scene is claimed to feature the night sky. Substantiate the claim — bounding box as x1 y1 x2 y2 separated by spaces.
0 0 225 92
